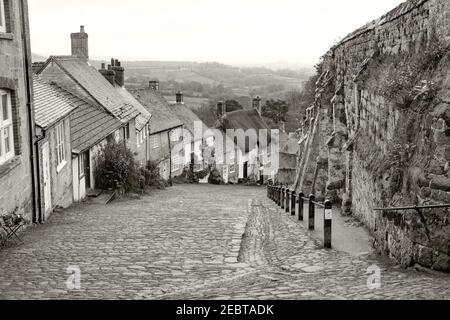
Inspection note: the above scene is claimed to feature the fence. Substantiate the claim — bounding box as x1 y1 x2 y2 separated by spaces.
267 185 332 249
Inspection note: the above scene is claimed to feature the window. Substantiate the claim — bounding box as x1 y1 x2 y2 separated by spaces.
151 135 159 149
170 128 181 142
55 122 66 171
0 90 14 165
0 0 6 33
172 154 179 171
124 123 130 140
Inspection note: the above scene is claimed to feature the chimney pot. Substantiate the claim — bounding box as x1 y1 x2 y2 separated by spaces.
101 63 106 70
217 101 226 117
176 91 184 104
80 25 85 33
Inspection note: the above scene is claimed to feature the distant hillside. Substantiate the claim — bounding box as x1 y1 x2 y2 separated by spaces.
32 53 47 62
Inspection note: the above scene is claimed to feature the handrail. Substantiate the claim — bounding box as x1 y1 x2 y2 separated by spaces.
373 204 450 211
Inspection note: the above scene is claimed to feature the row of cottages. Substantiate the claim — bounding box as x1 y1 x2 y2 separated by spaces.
167 92 214 171
214 98 274 184
131 84 213 180
131 86 184 180
31 26 152 219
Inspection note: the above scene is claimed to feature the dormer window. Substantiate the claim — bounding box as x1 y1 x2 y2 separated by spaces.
0 0 6 33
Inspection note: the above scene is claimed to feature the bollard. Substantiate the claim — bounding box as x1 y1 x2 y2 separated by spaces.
285 188 290 213
308 194 315 230
274 187 277 203
276 187 279 205
324 200 332 249
277 187 281 206
281 187 285 209
298 192 304 221
291 190 296 216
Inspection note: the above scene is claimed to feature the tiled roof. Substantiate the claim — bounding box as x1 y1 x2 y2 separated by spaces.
33 76 75 129
215 109 271 153
131 89 183 135
168 102 210 140
115 86 151 131
55 88 123 154
38 56 140 124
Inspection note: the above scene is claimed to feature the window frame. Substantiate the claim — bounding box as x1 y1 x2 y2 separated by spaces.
79 153 85 179
0 0 6 34
55 121 67 172
136 130 140 148
151 134 160 149
0 89 14 165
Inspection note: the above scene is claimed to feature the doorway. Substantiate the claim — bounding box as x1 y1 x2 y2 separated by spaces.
83 151 91 189
42 142 52 215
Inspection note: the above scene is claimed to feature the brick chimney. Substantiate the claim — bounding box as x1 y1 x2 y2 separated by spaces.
111 58 125 87
149 80 159 90
99 63 116 86
71 25 89 62
176 91 184 104
252 95 262 114
217 101 226 117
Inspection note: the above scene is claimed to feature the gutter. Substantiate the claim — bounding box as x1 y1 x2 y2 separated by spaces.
20 0 39 223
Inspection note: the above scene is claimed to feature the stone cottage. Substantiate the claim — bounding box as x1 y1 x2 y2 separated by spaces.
33 76 74 220
215 100 273 184
55 87 123 202
35 27 151 175
168 91 214 172
131 86 184 180
0 0 38 223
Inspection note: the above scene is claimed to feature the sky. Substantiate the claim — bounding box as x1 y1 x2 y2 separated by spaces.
28 0 406 67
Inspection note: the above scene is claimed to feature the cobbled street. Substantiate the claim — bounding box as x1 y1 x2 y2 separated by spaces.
0 184 449 300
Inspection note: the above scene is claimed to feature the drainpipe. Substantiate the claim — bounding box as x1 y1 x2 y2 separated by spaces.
168 130 173 186
20 0 39 223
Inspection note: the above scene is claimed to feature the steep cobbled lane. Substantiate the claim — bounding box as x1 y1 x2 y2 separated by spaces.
0 185 449 299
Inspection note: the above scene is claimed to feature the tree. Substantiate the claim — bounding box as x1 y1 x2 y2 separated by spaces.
262 99 289 124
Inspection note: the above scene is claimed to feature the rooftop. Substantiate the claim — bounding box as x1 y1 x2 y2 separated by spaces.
37 55 140 124
33 75 75 129
131 88 183 135
56 88 123 154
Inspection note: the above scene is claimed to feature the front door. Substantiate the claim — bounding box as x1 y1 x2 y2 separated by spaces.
83 151 91 189
42 142 52 215
243 161 248 179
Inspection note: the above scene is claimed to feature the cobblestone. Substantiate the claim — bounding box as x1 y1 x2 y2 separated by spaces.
0 185 449 299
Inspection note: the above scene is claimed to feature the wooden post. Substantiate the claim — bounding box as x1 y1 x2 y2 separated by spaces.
291 190 296 216
298 192 304 221
324 200 332 249
277 187 281 206
281 187 285 209
308 194 315 230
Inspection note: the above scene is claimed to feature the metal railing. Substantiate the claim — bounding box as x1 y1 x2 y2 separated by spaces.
267 185 332 249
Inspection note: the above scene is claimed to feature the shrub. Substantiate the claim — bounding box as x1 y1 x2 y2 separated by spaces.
94 140 140 193
374 30 446 107
141 160 169 189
